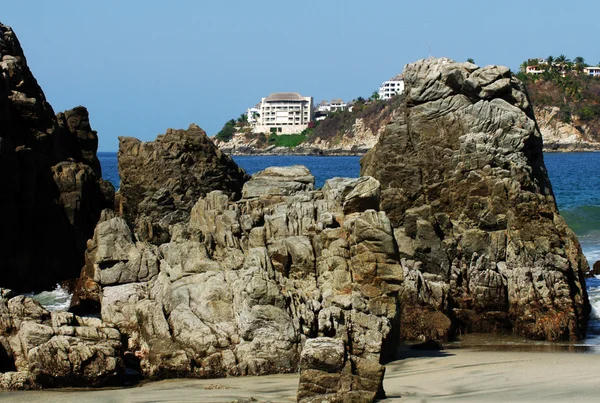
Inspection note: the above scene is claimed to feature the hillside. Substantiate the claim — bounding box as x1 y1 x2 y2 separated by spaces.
518 69 600 151
213 64 600 155
213 96 403 155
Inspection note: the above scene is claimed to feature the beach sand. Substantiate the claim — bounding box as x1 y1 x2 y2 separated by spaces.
1 348 599 402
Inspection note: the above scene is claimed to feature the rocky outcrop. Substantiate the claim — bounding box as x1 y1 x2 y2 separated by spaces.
297 337 385 403
117 124 249 244
536 106 600 151
0 290 123 389
83 166 397 401
361 58 590 341
0 23 113 292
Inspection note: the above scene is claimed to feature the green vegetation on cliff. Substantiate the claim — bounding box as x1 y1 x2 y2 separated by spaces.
517 60 600 139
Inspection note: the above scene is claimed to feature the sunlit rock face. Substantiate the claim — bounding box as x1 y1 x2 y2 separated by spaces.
361 57 590 341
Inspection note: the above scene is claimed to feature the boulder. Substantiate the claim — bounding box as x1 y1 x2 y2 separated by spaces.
242 165 314 198
361 57 590 341
297 337 385 403
0 292 123 389
588 261 600 278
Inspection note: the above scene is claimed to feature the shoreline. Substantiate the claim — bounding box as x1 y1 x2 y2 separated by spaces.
2 347 599 402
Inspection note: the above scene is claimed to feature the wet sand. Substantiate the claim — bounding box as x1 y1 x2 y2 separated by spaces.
1 349 600 402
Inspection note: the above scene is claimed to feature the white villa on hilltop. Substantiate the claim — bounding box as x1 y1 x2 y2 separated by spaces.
250 92 313 135
378 74 405 100
584 66 600 77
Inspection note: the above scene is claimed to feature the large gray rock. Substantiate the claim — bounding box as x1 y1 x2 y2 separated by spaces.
242 165 315 198
118 124 249 244
82 168 394 402
361 57 590 341
0 293 123 389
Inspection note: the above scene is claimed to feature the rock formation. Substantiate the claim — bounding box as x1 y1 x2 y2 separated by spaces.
82 166 396 400
0 23 113 292
117 124 249 244
536 106 600 151
361 58 590 341
0 290 123 389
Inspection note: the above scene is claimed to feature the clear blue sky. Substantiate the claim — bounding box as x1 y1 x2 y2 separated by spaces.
4 1 599 151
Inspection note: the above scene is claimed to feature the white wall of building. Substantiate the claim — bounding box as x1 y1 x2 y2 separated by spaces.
252 92 313 135
378 79 404 100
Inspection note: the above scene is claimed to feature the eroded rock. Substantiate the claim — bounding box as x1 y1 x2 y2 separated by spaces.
361 57 590 341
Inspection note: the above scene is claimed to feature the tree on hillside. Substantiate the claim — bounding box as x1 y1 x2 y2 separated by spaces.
520 61 529 73
370 91 380 101
574 56 586 73
546 55 554 71
214 119 237 142
555 54 569 65
467 58 475 63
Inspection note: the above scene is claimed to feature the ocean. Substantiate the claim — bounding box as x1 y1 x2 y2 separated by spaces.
35 152 600 346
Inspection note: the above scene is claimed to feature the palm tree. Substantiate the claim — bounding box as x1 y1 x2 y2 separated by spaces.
574 56 586 73
520 61 529 73
467 58 475 64
546 55 554 71
370 91 380 101
555 54 568 64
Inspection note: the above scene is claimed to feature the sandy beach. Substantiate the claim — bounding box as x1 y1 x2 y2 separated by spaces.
1 347 599 402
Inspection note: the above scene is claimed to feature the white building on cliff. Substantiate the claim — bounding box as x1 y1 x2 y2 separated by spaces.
252 92 313 135
378 74 405 100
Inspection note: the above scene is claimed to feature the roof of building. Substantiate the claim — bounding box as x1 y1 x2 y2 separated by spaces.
318 100 329 106
331 98 344 104
265 92 306 102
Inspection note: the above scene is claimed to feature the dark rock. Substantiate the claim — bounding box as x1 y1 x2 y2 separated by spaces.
0 23 113 292
587 261 600 278
117 124 249 243
409 339 444 351
361 58 590 341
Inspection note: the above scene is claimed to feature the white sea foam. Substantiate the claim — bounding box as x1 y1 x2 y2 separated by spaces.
28 284 73 312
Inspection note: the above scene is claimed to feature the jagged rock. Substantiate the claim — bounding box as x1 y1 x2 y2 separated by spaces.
0 292 123 389
323 176 380 215
242 165 315 198
361 57 590 341
0 23 113 292
117 124 249 244
79 167 396 402
588 261 600 278
297 337 384 403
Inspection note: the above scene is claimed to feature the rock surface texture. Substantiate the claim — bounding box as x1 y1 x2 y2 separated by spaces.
84 166 398 401
361 58 590 341
0 23 113 292
118 124 249 244
0 290 123 389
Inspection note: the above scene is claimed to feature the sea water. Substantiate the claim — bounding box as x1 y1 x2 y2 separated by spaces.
32 153 600 345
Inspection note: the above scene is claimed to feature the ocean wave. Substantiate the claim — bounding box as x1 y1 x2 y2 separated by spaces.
27 284 73 312
560 205 600 237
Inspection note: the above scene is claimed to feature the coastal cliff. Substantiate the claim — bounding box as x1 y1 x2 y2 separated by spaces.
214 97 401 155
214 68 600 155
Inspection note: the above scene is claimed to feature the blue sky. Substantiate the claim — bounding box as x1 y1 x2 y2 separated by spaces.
4 1 599 151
